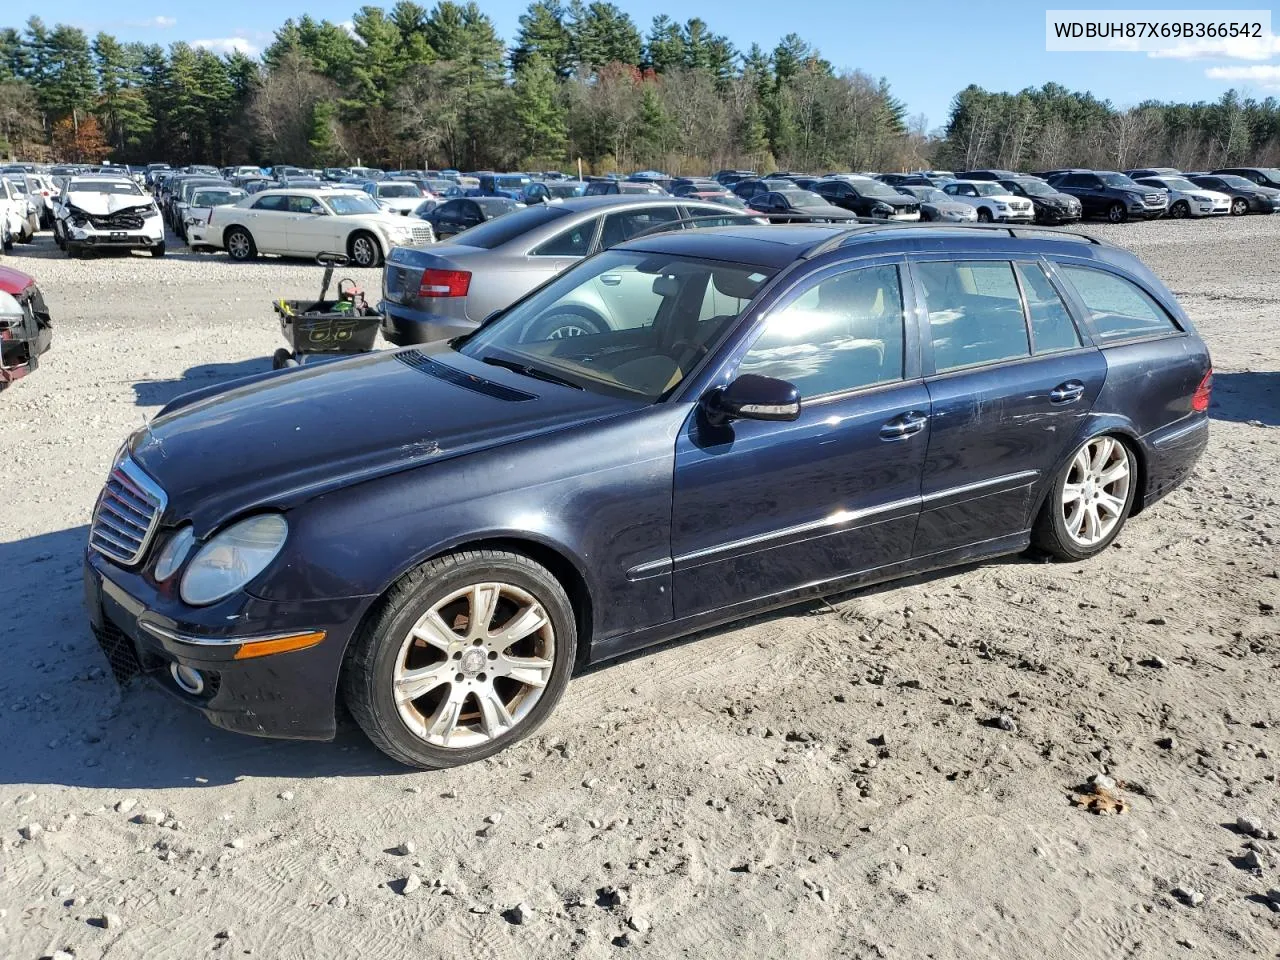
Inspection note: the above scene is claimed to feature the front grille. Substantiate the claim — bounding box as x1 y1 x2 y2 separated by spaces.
1011 201 1031 211
89 454 167 566
86 206 150 230
1143 193 1164 205
410 225 433 244
92 616 142 684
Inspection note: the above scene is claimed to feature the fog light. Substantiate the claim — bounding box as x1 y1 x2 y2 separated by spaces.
169 662 205 695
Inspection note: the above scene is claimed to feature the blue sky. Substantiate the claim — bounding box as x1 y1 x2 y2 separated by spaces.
8 2 1280 128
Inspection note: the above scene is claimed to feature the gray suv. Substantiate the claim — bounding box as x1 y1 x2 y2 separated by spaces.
381 196 757 344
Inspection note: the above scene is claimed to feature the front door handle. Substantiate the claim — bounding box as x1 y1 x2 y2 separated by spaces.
1050 380 1085 404
600 274 621 286
880 411 928 440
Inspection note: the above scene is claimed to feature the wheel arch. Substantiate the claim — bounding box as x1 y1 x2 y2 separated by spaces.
1029 418 1150 524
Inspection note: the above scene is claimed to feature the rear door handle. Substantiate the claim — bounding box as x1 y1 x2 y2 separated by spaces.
1050 381 1085 404
880 411 928 440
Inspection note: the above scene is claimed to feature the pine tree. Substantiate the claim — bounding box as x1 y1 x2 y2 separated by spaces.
512 1 574 78
567 1 642 71
512 55 566 166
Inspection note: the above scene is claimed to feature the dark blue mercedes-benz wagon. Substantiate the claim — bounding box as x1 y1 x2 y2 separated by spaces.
85 223 1211 768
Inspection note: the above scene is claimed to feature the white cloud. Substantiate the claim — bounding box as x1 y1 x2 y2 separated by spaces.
1149 33 1280 61
152 16 177 28
1205 63 1280 88
112 15 177 29
192 37 260 56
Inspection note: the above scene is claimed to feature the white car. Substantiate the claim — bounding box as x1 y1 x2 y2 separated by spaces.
182 185 247 250
210 188 434 267
1 175 39 242
942 180 1035 223
1134 176 1231 218
55 176 166 258
364 180 425 216
0 178 28 250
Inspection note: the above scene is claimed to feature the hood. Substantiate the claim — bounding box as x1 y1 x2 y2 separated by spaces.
928 200 976 216
1029 191 1076 207
0 264 35 296
134 345 637 533
871 194 917 208
378 197 421 213
66 191 154 215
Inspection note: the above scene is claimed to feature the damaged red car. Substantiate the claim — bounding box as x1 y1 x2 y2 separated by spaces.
0 264 52 390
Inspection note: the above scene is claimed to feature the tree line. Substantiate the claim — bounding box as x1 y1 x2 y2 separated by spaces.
2 4 1280 175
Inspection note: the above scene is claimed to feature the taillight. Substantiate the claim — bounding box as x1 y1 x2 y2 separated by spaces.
419 269 471 298
1191 367 1212 412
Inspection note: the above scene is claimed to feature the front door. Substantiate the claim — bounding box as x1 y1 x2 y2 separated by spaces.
672 259 929 618
908 257 1107 555
284 195 338 255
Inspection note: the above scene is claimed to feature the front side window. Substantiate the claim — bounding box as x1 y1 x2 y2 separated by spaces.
457 250 773 400
739 264 906 398
916 260 1030 373
288 195 322 213
1017 263 1081 353
1058 265 1178 342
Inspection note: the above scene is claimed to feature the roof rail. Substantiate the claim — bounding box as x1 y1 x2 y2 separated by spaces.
801 219 1106 258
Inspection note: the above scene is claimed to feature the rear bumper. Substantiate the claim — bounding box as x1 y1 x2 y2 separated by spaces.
84 548 369 741
379 300 478 345
1141 415 1208 509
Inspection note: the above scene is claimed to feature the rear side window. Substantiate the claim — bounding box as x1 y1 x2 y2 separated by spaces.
916 261 1030 372
1058 266 1178 342
253 195 288 211
600 207 680 248
532 218 597 256
739 264 905 398
1016 263 1082 353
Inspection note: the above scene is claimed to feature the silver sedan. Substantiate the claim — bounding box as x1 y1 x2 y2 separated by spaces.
381 195 759 344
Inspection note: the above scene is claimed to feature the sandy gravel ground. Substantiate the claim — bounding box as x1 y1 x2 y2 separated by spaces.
0 219 1277 960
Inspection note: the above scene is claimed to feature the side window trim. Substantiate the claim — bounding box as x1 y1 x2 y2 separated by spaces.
530 215 601 257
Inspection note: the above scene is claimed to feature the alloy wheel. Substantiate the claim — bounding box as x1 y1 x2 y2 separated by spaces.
1061 436 1131 547
392 582 555 749
1232 198 1248 216
1108 203 1126 223
227 231 251 259
352 236 377 267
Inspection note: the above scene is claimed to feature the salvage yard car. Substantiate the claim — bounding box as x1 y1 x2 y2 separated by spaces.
86 221 1212 769
1133 175 1230 218
0 263 52 390
209 188 434 268
941 180 1035 223
54 175 166 257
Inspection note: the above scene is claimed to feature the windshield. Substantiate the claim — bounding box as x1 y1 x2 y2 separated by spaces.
378 183 421 198
973 182 1007 196
920 188 948 202
1098 173 1140 188
781 190 828 209
850 179 903 199
69 180 143 196
1216 175 1257 188
324 193 381 215
546 183 582 198
1160 178 1198 191
457 250 774 400
192 189 244 206
451 204 570 249
4 177 28 195
1011 179 1055 196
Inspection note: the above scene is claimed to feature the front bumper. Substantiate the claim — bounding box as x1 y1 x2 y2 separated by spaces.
1035 206 1081 224
84 549 369 740
996 210 1035 222
64 216 164 249
379 300 478 345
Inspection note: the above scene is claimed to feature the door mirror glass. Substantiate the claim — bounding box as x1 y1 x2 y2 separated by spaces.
707 374 801 423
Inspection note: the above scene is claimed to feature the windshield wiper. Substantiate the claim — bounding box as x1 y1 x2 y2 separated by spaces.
481 356 583 390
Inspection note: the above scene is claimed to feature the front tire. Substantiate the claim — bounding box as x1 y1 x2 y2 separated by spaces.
348 231 382 268
1169 200 1190 219
150 241 166 258
976 207 993 223
1231 198 1249 216
342 549 577 769
1032 435 1136 561
225 227 256 261
1107 202 1127 223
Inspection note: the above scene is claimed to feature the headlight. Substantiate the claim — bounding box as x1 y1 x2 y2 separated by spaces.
995 202 1008 210
180 514 288 606
1192 195 1211 203
154 525 195 581
0 289 24 321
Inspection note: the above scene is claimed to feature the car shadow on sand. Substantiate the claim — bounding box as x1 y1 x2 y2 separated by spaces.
132 358 273 407
1210 371 1280 426
0 525 403 790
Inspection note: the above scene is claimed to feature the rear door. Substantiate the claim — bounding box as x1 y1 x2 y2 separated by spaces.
908 256 1106 555
672 258 930 616
244 194 290 251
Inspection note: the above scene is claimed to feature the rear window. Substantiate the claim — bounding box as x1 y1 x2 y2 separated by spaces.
1058 266 1180 342
452 204 571 249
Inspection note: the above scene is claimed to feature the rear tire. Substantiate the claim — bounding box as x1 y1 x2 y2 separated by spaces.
225 227 256 261
342 549 577 769
1032 434 1137 561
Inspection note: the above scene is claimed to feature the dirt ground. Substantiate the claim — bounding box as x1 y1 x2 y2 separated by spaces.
0 218 1277 960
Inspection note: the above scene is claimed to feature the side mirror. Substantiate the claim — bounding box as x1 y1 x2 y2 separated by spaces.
705 374 801 424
